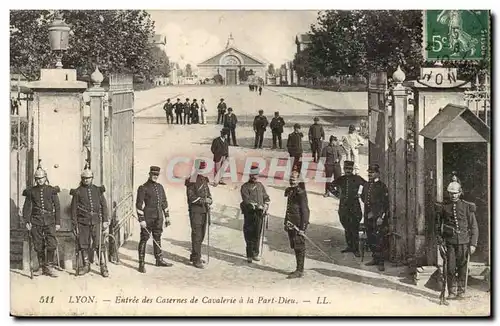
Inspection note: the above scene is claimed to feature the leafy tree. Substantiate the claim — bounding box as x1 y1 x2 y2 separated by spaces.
267 64 275 76
185 64 192 77
10 10 157 81
150 46 170 78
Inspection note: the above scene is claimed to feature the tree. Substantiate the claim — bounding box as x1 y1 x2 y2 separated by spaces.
150 47 170 78
267 64 275 76
185 64 192 77
10 10 157 81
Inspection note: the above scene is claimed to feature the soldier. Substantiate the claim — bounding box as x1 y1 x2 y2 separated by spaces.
341 124 364 174
287 123 304 172
321 135 343 196
217 98 227 124
284 171 310 279
70 163 109 277
174 98 183 125
258 85 263 96
191 99 200 124
22 162 61 277
185 160 213 269
437 181 478 300
211 128 229 185
270 111 285 149
163 99 174 124
253 109 268 149
308 117 325 163
240 164 271 263
223 107 238 146
361 164 389 271
136 166 173 273
331 161 366 256
200 98 207 125
183 98 191 125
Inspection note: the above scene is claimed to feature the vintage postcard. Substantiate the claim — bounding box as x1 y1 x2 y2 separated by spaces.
9 9 491 317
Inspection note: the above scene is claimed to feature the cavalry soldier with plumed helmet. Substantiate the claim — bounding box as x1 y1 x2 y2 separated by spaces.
135 166 173 273
284 170 310 278
240 164 270 263
185 159 213 269
70 161 110 277
22 160 61 277
436 181 479 300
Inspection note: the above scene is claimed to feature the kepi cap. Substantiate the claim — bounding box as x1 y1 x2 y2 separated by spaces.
150 166 161 175
367 164 380 173
314 117 319 121
344 160 354 168
294 123 301 129
249 164 260 175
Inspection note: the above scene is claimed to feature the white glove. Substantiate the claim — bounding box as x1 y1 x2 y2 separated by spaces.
139 221 147 228
470 246 476 255
206 198 213 205
102 222 109 229
26 223 32 231
55 225 61 231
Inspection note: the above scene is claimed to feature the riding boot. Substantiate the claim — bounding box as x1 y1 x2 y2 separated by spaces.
287 250 304 279
153 237 172 267
43 251 58 278
288 250 300 275
33 252 45 276
138 241 146 273
78 250 90 275
100 251 109 278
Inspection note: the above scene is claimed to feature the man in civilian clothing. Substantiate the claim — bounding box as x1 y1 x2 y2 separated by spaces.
183 98 191 125
223 107 238 146
190 99 200 124
321 135 343 197
174 98 183 124
217 98 227 124
200 99 207 124
253 110 268 149
270 111 285 149
210 128 229 185
163 99 174 124
287 123 304 172
308 117 325 163
341 124 364 174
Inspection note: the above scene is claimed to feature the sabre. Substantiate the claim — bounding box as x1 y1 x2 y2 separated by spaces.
285 221 335 264
259 207 269 257
73 224 81 276
133 214 164 253
438 243 449 306
465 249 471 293
207 204 211 264
27 230 33 279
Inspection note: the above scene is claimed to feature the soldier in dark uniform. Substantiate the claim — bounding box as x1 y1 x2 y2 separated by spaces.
136 166 173 273
185 160 213 269
163 99 174 124
190 99 200 124
287 123 304 172
321 135 343 196
217 98 227 124
436 181 478 300
270 111 285 149
308 117 325 163
361 164 389 271
284 171 310 279
183 98 191 125
174 98 183 124
253 110 269 149
70 163 109 277
331 161 366 256
223 107 238 146
22 162 61 277
240 164 270 262
211 128 229 185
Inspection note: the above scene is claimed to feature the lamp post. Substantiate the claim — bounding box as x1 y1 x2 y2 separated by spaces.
48 11 70 69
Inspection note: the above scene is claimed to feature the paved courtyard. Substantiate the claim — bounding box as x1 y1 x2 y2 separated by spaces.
10 86 490 316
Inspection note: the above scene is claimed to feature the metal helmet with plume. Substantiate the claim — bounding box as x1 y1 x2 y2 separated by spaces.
81 159 94 178
34 159 47 179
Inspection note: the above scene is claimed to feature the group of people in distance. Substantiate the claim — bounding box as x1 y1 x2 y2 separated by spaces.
163 97 208 125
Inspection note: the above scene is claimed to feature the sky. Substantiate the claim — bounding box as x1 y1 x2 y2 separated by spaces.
148 10 319 69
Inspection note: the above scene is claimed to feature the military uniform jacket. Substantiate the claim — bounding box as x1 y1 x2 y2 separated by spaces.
136 180 168 222
361 179 389 219
253 115 269 130
270 117 285 133
70 184 109 226
332 175 366 207
437 200 479 246
284 184 310 230
321 144 343 165
185 175 212 213
287 132 304 156
211 136 229 162
22 185 61 226
308 124 325 141
217 102 227 112
240 181 270 214
223 113 238 128
164 102 173 114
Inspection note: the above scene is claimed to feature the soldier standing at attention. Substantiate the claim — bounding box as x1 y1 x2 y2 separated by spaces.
136 166 173 273
270 111 285 149
437 181 478 300
284 171 310 279
163 99 174 124
308 117 325 163
240 164 270 263
253 109 268 149
70 162 109 277
183 98 191 125
217 98 227 125
200 99 207 124
287 123 304 172
185 160 213 269
223 107 238 146
22 162 61 277
321 135 343 196
361 164 389 271
174 98 183 124
330 161 366 256
211 128 229 185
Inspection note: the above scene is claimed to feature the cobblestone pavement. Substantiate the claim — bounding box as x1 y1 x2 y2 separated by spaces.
10 86 490 316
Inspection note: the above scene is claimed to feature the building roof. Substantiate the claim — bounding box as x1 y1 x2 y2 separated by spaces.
296 33 312 44
419 103 490 142
198 46 266 66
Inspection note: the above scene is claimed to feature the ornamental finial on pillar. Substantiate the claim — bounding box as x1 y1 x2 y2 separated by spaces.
91 66 104 87
392 65 406 87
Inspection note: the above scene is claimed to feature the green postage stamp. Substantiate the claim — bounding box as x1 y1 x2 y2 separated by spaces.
423 10 490 61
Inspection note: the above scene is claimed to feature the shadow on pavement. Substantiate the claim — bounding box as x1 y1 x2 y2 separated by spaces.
119 240 193 269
